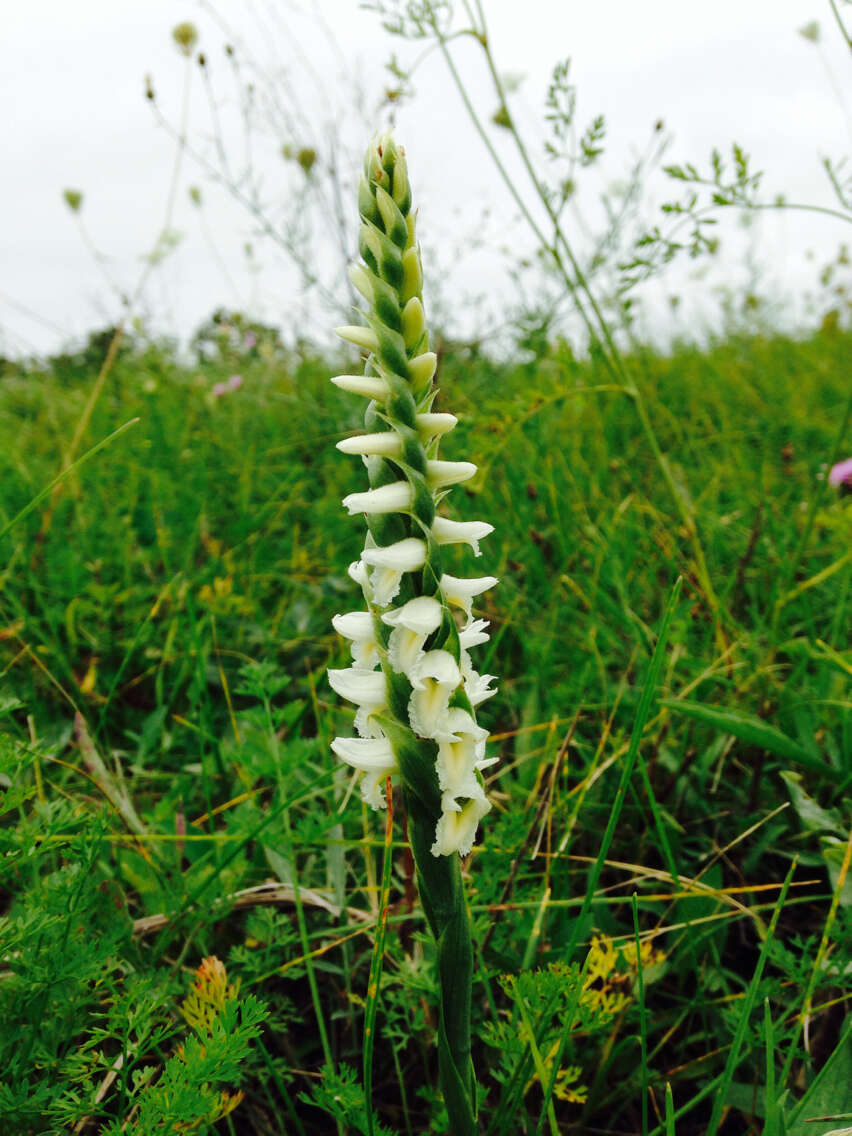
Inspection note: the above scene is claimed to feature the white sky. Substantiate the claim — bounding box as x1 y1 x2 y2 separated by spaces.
1 0 850 356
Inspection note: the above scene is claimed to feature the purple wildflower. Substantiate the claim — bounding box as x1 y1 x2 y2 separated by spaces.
828 458 852 488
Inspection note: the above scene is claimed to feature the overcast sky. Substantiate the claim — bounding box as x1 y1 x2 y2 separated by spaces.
2 0 850 356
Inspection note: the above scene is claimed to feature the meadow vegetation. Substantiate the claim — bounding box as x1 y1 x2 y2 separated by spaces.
0 317 850 1133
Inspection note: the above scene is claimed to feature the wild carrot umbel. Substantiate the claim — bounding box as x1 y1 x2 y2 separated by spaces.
329 132 497 1134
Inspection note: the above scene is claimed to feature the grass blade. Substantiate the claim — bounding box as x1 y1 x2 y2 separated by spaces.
634 894 649 1136
660 699 830 772
705 858 798 1136
567 575 682 954
0 417 139 542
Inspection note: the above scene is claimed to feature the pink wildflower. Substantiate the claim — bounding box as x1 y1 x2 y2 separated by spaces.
828 458 852 488
212 374 243 398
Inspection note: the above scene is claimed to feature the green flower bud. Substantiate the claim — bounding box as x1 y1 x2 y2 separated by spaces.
375 184 408 249
401 246 423 304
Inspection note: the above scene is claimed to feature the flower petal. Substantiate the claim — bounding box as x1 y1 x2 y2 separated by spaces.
336 432 402 457
464 669 498 706
459 619 490 649
327 668 386 707
332 611 374 640
331 374 389 400
407 650 462 739
828 457 852 487
382 596 445 675
360 768 396 809
335 325 380 353
382 595 444 635
408 351 437 388
361 538 427 572
431 793 491 857
435 708 488 800
332 611 380 669
343 482 413 516
427 460 477 489
360 537 427 606
416 412 458 438
331 735 398 772
440 573 498 621
432 517 494 555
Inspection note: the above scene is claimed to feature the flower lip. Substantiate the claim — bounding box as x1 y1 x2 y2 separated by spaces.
440 573 499 621
464 669 498 706
432 516 494 555
407 649 462 739
459 618 490 649
382 596 445 675
434 709 489 802
431 794 491 857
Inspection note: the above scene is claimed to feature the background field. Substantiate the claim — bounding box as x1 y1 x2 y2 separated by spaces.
1 320 850 1132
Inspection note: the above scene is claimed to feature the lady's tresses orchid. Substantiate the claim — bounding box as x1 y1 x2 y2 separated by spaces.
327 131 496 1136
329 132 497 859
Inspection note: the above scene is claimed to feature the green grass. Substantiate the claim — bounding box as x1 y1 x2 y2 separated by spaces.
0 325 850 1133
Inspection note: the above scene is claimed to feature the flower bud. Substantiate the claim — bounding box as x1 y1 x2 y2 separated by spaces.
336 432 403 457
331 374 389 400
402 297 427 353
336 325 379 354
401 247 423 303
342 483 413 516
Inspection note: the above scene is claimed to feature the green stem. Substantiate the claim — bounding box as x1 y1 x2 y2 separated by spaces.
405 786 477 1136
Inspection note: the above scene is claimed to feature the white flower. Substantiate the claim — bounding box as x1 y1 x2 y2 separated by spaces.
360 537 427 606
342 482 413 516
457 620 497 707
327 668 387 737
459 619 490 650
432 517 494 556
331 735 398 809
426 460 477 489
408 650 461 739
416 412 457 439
435 708 488 801
440 573 499 624
381 595 444 675
335 324 380 354
331 373 390 400
463 669 498 707
332 611 379 670
431 793 492 858
336 431 403 457
408 351 437 388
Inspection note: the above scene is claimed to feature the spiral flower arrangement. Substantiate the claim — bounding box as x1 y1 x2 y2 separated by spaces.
328 131 496 1134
